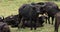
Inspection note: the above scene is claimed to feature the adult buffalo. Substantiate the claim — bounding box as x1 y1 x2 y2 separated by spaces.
0 17 10 32
18 3 45 30
54 9 60 32
36 2 59 25
4 14 19 27
36 2 60 32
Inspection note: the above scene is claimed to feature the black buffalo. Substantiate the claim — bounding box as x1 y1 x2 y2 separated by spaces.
35 2 60 32
37 2 60 32
18 3 45 30
0 17 10 32
36 2 59 25
4 14 19 27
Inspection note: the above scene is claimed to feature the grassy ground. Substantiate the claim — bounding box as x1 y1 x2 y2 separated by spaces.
10 23 60 32
0 0 60 32
0 0 60 17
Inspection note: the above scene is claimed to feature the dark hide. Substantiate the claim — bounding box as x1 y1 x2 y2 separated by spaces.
0 17 10 32
36 2 59 25
4 15 19 27
0 22 10 32
18 4 41 30
22 15 47 28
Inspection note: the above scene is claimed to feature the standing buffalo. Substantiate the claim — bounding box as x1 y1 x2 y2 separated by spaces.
54 9 60 32
36 2 59 25
18 3 46 30
45 2 58 25
35 2 60 32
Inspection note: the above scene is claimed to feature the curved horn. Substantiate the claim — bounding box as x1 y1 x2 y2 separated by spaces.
42 3 46 7
37 2 46 7
1 16 4 20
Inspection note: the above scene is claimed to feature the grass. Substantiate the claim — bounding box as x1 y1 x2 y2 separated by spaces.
9 23 60 32
0 0 60 32
0 0 60 17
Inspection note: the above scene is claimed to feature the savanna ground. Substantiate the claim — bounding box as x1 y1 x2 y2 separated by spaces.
0 0 60 32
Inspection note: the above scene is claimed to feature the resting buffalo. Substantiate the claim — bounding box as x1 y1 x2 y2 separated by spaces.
4 14 19 27
36 2 59 25
0 17 10 32
18 3 46 30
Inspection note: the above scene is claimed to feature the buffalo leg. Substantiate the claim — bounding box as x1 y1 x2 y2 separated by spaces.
22 18 25 29
55 22 59 32
52 16 54 25
30 18 33 30
55 18 59 32
18 14 22 29
45 17 48 24
48 16 50 24
34 19 37 30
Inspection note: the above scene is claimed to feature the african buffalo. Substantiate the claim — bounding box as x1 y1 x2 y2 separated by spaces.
35 2 60 32
36 2 59 25
37 4 59 32
4 14 19 27
54 9 60 32
0 17 10 32
18 3 46 30
45 2 58 24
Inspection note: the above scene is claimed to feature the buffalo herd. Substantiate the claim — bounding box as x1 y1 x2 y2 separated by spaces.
0 2 60 32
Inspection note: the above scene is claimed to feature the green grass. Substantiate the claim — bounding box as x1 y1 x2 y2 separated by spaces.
10 23 60 32
0 0 60 32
